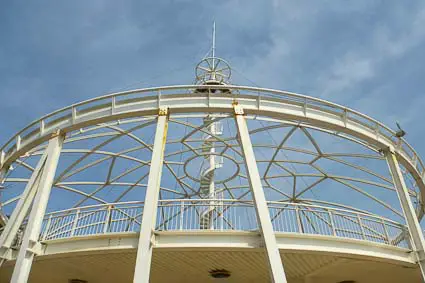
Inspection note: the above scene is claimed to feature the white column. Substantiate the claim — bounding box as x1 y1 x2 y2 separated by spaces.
209 121 216 230
385 148 425 280
0 167 8 231
0 167 6 183
0 153 49 265
234 105 288 283
10 134 64 283
133 108 169 283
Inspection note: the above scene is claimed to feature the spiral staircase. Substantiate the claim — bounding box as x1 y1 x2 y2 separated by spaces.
199 116 223 229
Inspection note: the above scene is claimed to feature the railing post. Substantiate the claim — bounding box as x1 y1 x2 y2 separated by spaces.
72 106 77 123
180 201 184 231
328 210 337 236
16 135 21 151
342 108 348 127
133 108 168 283
357 214 366 240
40 120 45 135
0 166 6 190
42 214 53 241
220 199 224 231
234 105 288 283
405 227 413 249
381 219 390 245
111 96 116 115
0 151 5 167
385 147 425 280
296 207 303 233
104 205 112 233
70 209 80 237
209 199 215 230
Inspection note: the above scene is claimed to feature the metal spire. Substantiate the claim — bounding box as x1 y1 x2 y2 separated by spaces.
212 21 216 71
195 22 232 86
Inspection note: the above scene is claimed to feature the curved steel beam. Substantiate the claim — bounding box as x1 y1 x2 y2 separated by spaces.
0 86 423 218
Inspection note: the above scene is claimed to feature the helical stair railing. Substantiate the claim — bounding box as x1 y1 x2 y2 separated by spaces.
198 161 216 229
198 116 223 230
33 200 409 249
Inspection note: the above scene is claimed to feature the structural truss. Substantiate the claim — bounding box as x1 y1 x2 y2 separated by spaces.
1 84 425 282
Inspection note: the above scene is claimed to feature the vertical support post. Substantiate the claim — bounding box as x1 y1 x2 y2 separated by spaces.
385 148 425 280
381 218 390 244
0 167 8 230
133 108 168 283
357 214 366 240
0 167 6 183
70 209 80 237
220 196 224 231
296 207 304 233
0 151 49 265
104 205 112 234
328 211 337 237
42 214 53 241
234 105 288 283
0 151 5 168
180 201 184 231
0 166 7 200
11 133 64 283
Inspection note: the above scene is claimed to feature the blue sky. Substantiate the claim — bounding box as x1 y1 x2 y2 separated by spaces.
1 1 425 149
1 1 425 146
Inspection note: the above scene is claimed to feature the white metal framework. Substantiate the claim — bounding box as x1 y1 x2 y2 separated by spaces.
0 84 424 282
0 49 425 282
9 134 63 282
385 148 425 278
134 108 169 282
235 105 288 282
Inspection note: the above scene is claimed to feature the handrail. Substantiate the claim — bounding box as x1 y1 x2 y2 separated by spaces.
37 199 409 249
43 199 401 226
0 84 423 180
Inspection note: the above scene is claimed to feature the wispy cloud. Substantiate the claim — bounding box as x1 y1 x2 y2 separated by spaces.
316 1 425 101
1 0 425 154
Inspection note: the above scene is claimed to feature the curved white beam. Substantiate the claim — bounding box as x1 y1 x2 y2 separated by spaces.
1 86 424 216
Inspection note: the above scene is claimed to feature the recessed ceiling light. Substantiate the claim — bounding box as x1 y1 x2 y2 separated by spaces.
209 269 231 279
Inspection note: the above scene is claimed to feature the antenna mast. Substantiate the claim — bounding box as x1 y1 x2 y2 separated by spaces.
212 21 216 73
195 22 231 86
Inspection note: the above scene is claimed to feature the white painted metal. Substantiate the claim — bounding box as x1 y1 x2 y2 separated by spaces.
1 86 423 212
199 117 223 230
0 167 7 227
0 153 49 265
35 199 406 249
234 105 288 283
212 21 216 80
133 109 169 283
38 231 415 266
0 167 6 183
10 134 64 283
0 84 424 282
385 148 425 281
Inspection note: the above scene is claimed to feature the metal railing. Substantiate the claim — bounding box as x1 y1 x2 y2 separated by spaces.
38 199 410 249
1 85 423 181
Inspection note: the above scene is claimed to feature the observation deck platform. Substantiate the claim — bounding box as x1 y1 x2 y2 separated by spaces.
0 200 421 282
